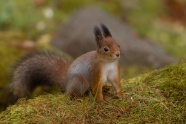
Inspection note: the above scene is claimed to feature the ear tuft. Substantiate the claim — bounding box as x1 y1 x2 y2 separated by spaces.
101 24 112 37
94 26 101 36
94 26 103 48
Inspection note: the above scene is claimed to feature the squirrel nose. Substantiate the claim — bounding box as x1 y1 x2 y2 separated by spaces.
115 52 120 57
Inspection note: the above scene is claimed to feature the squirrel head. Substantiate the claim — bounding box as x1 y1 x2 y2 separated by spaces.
94 24 120 61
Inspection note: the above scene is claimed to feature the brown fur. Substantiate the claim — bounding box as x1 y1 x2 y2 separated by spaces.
65 24 125 102
10 24 125 103
90 59 103 101
10 51 70 103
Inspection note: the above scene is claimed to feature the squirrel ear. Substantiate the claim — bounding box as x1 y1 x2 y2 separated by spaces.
101 24 112 37
94 26 103 48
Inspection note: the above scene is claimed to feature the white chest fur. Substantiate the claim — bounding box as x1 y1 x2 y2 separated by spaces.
101 61 118 85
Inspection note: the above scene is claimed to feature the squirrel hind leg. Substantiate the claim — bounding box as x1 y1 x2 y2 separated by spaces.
66 75 89 98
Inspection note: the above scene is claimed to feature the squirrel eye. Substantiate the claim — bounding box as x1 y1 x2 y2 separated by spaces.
104 47 109 52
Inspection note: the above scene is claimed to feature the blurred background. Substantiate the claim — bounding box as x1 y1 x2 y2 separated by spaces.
0 0 186 110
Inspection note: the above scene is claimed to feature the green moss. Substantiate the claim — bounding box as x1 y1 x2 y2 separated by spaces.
142 64 186 123
124 63 186 123
0 63 185 123
143 63 186 105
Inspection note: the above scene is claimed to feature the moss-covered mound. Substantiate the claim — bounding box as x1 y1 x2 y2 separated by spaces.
0 63 185 123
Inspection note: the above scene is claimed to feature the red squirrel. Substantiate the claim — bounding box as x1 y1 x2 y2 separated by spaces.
10 24 125 102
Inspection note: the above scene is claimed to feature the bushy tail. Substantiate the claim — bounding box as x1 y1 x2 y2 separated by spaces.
8 51 70 104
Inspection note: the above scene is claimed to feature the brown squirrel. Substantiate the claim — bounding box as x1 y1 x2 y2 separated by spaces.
10 24 125 103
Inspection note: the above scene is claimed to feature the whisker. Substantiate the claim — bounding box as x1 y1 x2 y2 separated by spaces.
120 49 129 65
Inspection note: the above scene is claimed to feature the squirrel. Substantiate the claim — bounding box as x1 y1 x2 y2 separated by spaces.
10 24 125 103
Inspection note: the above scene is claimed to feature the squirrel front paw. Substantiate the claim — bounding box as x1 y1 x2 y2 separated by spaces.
116 93 127 99
96 94 104 102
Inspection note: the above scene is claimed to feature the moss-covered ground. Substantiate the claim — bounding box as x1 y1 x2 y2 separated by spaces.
0 0 186 123
0 63 185 123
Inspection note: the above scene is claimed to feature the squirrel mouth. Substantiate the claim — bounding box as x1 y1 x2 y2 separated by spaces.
113 56 120 60
109 58 119 61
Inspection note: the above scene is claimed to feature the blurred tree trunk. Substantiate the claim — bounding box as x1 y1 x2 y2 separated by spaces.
165 0 186 24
